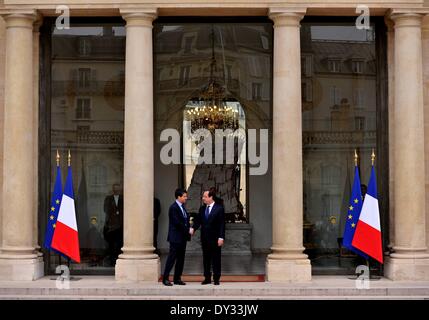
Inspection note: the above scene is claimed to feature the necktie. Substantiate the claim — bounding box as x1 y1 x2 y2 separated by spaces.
179 205 186 218
205 205 210 220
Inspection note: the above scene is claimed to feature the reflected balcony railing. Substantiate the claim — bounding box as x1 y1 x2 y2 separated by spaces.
303 130 376 145
157 77 240 91
52 80 125 97
52 129 124 145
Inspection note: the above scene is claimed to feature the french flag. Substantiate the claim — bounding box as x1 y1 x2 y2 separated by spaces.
352 165 383 264
51 165 81 263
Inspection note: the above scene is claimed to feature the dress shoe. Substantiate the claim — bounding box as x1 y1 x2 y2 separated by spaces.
201 279 211 285
214 281 220 285
174 280 186 285
162 279 173 286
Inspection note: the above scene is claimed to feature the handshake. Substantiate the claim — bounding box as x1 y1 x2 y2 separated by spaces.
188 227 224 247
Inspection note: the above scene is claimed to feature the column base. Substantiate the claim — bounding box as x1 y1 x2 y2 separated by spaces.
384 256 429 281
115 257 160 282
0 257 44 281
266 257 312 282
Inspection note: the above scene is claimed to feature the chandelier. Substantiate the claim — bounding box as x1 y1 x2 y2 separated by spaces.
185 83 239 132
184 26 239 133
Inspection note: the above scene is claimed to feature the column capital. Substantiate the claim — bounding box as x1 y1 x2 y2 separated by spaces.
33 12 44 32
384 15 395 32
388 9 427 28
0 9 38 28
268 8 306 27
120 8 158 27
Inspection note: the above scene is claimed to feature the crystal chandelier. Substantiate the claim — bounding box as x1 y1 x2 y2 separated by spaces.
185 85 239 132
185 26 239 133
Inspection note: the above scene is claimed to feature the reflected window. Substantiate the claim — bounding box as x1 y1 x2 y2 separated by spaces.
179 65 191 86
76 98 91 119
89 164 108 187
252 83 262 100
328 59 341 73
79 37 91 56
78 68 91 88
355 117 365 131
183 36 195 53
352 60 364 74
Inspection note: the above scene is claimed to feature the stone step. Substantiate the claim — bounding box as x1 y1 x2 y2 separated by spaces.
0 276 428 299
1 295 428 300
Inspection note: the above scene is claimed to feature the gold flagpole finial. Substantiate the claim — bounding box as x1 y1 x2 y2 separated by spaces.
371 149 376 166
68 149 71 167
354 149 358 167
56 150 60 167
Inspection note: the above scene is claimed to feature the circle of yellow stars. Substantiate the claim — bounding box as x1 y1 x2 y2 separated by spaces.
49 199 61 228
347 198 360 228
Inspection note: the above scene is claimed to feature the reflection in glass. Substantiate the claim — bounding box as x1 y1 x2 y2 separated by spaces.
301 22 380 273
49 24 125 273
154 23 272 223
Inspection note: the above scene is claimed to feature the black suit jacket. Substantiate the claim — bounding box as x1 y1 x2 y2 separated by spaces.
103 195 123 232
167 202 191 244
193 203 226 244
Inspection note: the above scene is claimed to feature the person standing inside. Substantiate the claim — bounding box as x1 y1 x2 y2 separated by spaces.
190 188 225 285
162 188 192 286
103 183 123 266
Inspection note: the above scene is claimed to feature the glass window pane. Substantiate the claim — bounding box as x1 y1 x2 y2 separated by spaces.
301 22 381 274
49 23 125 273
154 22 272 231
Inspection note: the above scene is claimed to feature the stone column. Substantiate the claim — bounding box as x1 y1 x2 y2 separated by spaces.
384 16 395 252
266 8 311 282
0 15 5 258
0 10 44 280
115 9 160 282
385 12 429 280
33 16 43 258
423 15 429 260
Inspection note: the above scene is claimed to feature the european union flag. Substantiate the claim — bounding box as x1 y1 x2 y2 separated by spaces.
342 165 368 259
44 164 63 250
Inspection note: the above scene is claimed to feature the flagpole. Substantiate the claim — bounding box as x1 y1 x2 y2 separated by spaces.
68 150 72 278
367 149 380 280
56 150 61 270
66 150 80 281
362 150 380 281
365 150 374 279
347 149 362 281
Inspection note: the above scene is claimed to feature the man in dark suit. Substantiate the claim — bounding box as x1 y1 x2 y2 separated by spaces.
162 188 192 286
103 183 123 266
190 189 225 285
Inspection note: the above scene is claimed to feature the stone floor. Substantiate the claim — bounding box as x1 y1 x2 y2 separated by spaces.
0 276 428 299
162 253 267 275
63 252 374 276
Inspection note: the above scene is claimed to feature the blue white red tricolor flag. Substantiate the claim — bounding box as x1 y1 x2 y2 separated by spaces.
51 165 81 263
352 165 383 264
